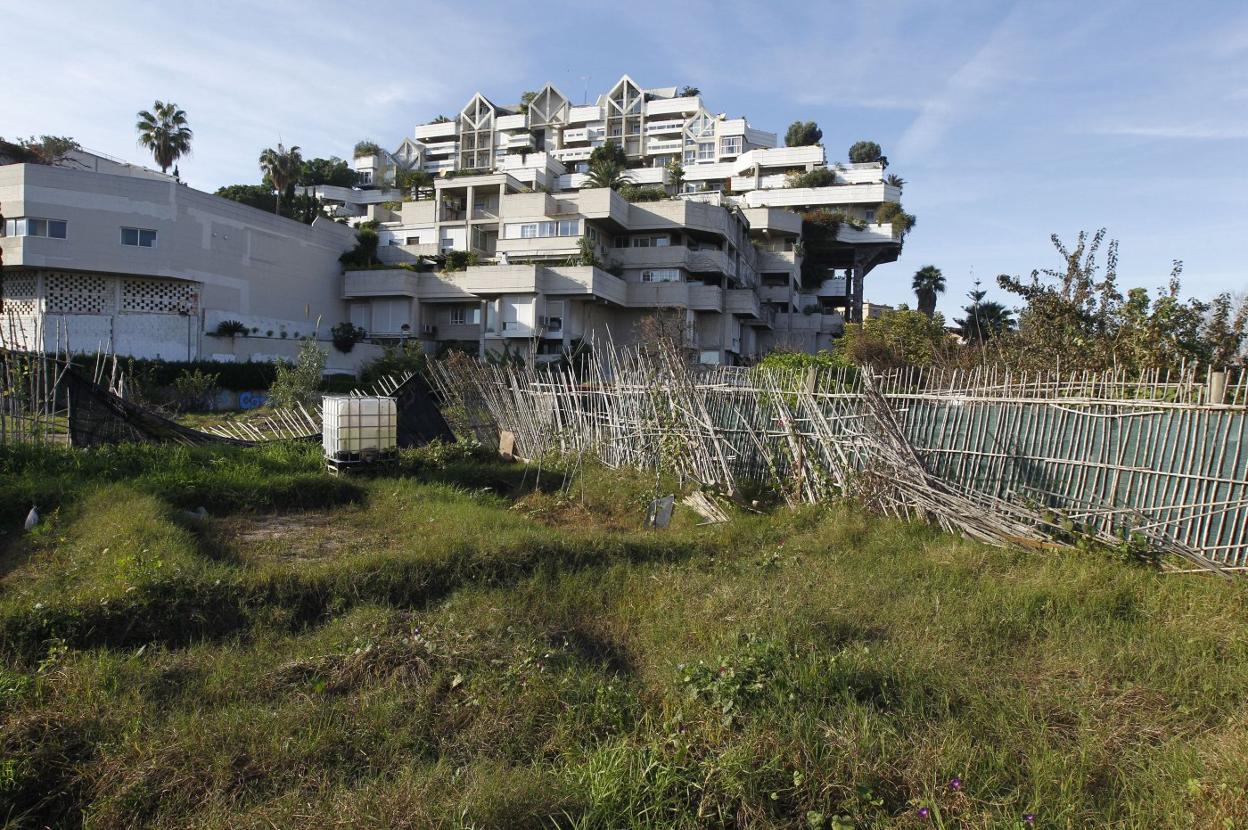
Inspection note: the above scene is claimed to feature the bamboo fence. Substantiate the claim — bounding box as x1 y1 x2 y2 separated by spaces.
430 345 1248 571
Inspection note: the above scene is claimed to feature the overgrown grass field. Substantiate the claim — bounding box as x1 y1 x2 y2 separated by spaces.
1 442 1246 828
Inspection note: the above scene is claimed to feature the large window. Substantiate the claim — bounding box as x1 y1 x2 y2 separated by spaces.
507 220 579 240
631 235 671 248
696 142 715 161
121 227 157 248
720 136 742 155
4 217 67 239
450 306 481 326
641 269 681 283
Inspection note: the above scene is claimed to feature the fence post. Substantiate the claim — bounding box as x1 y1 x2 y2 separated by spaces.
1208 370 1227 406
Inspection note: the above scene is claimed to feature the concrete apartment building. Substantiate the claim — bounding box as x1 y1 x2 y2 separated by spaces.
1 75 906 370
326 75 905 364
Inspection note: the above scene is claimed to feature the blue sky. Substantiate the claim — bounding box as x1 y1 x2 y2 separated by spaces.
4 0 1245 315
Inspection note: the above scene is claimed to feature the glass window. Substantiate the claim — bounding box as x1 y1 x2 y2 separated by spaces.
557 219 578 237
121 227 139 246
46 220 67 239
642 269 681 283
27 219 47 237
720 136 742 155
451 308 466 325
520 224 538 238
139 229 157 247
654 236 670 247
697 142 715 161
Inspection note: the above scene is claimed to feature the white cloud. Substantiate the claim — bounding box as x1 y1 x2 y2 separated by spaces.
1089 123 1248 140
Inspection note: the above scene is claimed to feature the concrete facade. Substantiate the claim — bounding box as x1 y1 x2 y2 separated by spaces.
0 160 383 373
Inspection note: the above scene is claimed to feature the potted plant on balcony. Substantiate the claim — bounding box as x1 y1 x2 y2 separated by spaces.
331 322 367 353
212 320 248 337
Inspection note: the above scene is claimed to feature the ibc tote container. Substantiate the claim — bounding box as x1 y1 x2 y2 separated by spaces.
322 395 397 461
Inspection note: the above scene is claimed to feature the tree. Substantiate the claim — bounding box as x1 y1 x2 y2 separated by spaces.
911 265 945 318
885 173 905 190
848 140 882 164
837 309 951 367
353 140 382 158
258 143 303 214
1 135 82 166
135 101 193 175
393 158 434 200
677 85 701 97
518 91 539 112
785 121 822 147
339 225 380 268
270 336 327 408
666 159 685 193
585 141 629 190
876 201 916 237
297 157 358 188
954 282 1014 342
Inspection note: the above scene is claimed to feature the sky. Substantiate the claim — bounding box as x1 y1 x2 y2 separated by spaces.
3 0 1246 316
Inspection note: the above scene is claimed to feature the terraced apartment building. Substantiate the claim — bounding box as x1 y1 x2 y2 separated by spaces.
323 74 906 364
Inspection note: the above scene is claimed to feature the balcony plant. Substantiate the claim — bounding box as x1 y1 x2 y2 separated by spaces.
785 168 836 188
213 320 248 337
330 322 368 353
443 250 479 272
848 140 883 164
353 140 382 158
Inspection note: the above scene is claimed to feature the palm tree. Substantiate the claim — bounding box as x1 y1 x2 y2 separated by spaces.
912 265 945 318
585 159 628 190
394 157 434 200
259 143 303 214
885 173 905 191
955 284 1015 342
135 101 193 176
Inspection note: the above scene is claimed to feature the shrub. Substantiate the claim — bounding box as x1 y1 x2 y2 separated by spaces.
848 140 883 164
171 368 219 412
875 201 916 237
353 140 382 158
785 168 836 188
213 320 248 337
339 227 380 268
330 322 367 353
70 355 275 392
359 340 426 387
443 250 479 272
785 121 823 147
619 184 666 202
270 338 327 408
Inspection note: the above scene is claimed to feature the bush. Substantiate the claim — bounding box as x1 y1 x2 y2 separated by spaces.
360 340 425 388
171 368 219 412
213 320 248 337
875 201 916 236
70 355 275 392
339 227 380 268
785 168 836 188
618 184 667 202
269 338 327 408
443 250 479 272
330 322 367 353
848 140 883 163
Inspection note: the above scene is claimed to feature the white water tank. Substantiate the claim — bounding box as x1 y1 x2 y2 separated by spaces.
322 395 397 460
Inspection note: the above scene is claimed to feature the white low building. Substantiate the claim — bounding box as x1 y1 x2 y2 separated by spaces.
0 150 382 372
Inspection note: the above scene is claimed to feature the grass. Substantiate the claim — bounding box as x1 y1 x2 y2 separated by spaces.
1 442 1247 828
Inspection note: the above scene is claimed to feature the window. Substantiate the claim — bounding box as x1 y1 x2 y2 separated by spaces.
642 269 681 283
121 227 157 248
440 237 454 251
545 300 564 332
358 170 372 185
451 307 465 325
405 236 423 245
4 217 67 239
451 307 482 326
864 209 876 222
683 149 696 165
631 235 671 248
696 142 715 161
720 136 742 155
508 220 578 240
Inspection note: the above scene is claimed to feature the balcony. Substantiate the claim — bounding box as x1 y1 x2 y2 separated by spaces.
625 281 690 308
504 133 534 150
689 284 723 311
343 269 419 299
645 138 683 154
773 311 845 335
760 284 794 306
742 183 902 209
755 249 800 273
568 105 601 122
725 289 762 320
835 223 901 244
645 119 685 134
423 141 457 156
552 146 592 162
645 96 701 116
496 114 526 130
414 121 458 141
742 207 803 236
